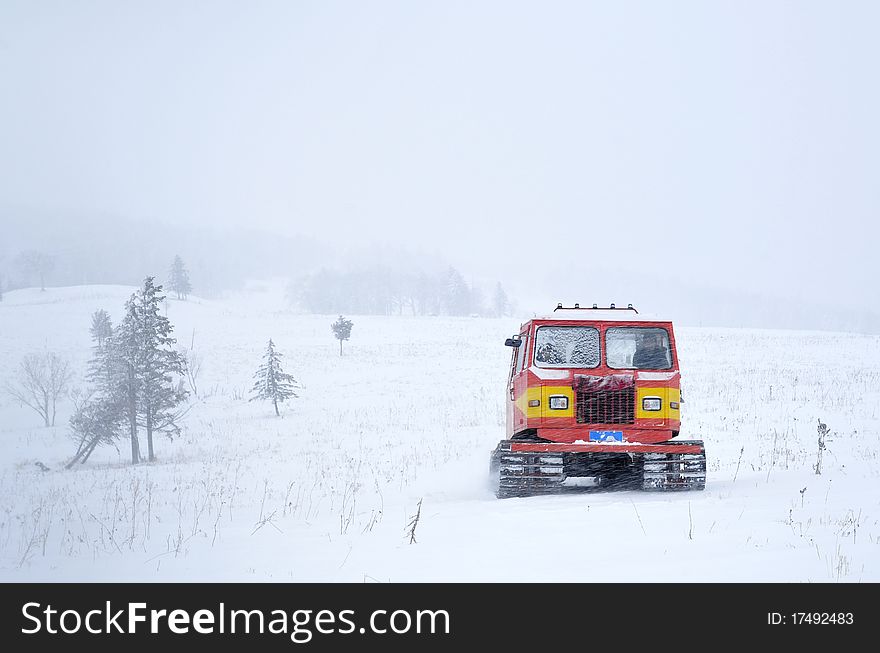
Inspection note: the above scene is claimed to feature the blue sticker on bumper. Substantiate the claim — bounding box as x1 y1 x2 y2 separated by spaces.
589 430 623 442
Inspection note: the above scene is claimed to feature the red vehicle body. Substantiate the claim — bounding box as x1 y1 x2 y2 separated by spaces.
490 305 706 497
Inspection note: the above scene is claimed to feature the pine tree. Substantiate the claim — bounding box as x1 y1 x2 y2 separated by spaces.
90 309 112 349
86 311 117 389
69 315 125 467
115 297 143 463
250 339 300 416
69 279 188 466
113 277 188 463
331 315 354 356
168 255 192 300
67 389 124 468
133 277 188 461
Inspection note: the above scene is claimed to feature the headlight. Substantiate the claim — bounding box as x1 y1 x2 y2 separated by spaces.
549 396 568 410
642 397 662 411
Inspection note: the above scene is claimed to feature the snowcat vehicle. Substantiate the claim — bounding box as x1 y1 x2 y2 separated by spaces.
490 304 706 498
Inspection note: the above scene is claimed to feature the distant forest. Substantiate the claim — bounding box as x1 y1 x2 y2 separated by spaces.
289 266 512 317
0 211 325 297
0 211 515 317
3 210 880 331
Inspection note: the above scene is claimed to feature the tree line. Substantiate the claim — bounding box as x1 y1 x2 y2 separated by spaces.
0 251 193 301
289 265 512 317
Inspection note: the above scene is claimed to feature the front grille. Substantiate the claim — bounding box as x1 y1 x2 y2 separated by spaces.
576 387 635 424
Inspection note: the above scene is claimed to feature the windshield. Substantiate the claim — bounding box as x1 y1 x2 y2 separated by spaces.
606 327 672 370
534 326 600 368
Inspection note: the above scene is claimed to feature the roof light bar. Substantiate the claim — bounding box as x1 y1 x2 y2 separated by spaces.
553 304 639 314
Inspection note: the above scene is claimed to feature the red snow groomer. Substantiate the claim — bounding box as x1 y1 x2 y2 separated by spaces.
490 304 706 497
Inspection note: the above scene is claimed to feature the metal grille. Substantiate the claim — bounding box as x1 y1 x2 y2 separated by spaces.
576 387 635 424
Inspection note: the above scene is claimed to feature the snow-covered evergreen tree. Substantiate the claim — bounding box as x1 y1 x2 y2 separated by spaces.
109 277 189 463
69 314 125 467
132 277 188 461
114 297 144 463
90 309 112 349
331 315 354 356
250 339 300 416
86 311 118 389
168 255 192 300
70 280 188 466
68 388 124 468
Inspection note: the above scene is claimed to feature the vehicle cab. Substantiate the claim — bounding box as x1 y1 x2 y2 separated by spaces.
505 304 681 445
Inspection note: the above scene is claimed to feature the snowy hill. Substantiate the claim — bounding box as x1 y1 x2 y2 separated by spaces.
0 284 878 581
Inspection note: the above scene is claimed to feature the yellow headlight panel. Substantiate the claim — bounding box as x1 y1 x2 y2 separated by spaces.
636 387 680 419
541 386 574 418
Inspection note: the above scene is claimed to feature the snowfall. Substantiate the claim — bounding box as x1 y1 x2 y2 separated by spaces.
1 282 878 582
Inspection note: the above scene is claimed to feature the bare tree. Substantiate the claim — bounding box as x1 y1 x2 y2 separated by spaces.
405 498 423 544
5 352 73 426
179 347 203 398
814 419 829 475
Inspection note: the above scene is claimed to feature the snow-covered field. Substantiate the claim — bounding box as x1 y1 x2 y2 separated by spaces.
1 283 878 582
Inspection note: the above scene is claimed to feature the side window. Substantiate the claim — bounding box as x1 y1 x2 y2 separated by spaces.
515 332 528 373
508 346 518 384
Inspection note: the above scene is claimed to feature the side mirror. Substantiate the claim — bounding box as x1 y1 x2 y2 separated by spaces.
504 336 522 347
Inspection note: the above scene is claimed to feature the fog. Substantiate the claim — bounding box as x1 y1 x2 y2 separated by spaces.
1 1 878 330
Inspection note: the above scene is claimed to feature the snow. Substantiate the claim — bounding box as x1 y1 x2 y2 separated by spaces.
1 283 879 582
638 371 679 381
529 366 570 380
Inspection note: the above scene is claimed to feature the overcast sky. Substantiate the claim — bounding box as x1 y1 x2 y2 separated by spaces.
1 1 878 310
